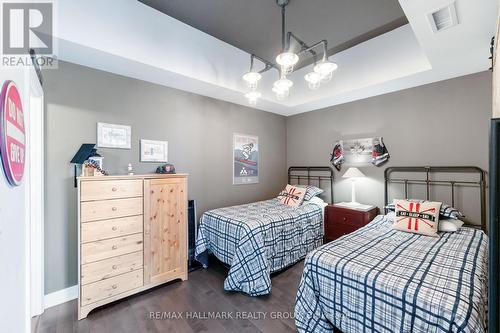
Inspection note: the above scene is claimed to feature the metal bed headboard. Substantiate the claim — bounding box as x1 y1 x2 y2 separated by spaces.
288 166 334 203
384 166 487 231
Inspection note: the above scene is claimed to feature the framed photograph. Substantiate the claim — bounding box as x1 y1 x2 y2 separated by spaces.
233 133 259 185
140 139 168 162
97 122 131 149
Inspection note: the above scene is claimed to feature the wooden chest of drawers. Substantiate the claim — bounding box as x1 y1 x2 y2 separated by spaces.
78 174 188 319
324 205 379 243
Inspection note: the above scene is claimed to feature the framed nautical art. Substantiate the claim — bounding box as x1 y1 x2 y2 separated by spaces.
233 133 259 185
97 122 131 149
140 139 168 162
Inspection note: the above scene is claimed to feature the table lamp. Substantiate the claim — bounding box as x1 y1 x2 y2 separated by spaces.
342 167 365 205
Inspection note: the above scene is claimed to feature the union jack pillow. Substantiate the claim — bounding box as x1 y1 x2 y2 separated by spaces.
392 199 442 237
385 200 464 220
277 185 307 207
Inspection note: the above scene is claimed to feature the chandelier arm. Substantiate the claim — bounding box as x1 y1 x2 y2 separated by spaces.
321 40 328 62
288 32 321 60
298 39 327 59
281 5 286 51
249 55 254 72
250 54 279 73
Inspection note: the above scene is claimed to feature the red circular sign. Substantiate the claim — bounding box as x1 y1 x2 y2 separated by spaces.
0 81 25 186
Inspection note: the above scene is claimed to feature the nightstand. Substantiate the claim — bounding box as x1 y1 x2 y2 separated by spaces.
324 205 379 243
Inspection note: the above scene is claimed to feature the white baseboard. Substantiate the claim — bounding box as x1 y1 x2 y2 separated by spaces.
44 285 78 309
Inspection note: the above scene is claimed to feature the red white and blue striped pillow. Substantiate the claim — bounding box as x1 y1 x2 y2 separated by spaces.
385 199 464 220
278 185 307 207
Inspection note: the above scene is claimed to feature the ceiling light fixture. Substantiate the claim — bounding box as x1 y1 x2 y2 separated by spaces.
272 86 289 101
245 91 261 105
276 52 299 75
304 72 322 90
242 0 338 105
243 71 262 90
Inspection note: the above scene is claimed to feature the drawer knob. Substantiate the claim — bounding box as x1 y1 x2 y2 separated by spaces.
112 245 117 250
112 226 117 231
112 187 118 192
343 217 347 221
112 265 117 270
112 284 117 289
112 207 117 211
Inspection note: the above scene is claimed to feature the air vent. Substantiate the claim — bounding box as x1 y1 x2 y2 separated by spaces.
428 2 459 33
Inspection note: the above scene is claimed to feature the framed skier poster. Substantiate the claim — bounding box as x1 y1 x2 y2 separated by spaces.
233 133 259 185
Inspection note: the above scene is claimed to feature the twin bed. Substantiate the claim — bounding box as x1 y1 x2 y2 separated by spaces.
195 167 333 295
195 166 489 333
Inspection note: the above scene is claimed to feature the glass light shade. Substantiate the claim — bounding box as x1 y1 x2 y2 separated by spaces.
242 71 262 90
272 86 289 101
314 61 338 76
320 70 333 83
273 78 294 90
304 72 322 90
276 52 299 74
245 91 261 105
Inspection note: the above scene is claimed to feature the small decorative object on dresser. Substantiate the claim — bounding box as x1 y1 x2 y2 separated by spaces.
324 204 379 243
156 163 176 174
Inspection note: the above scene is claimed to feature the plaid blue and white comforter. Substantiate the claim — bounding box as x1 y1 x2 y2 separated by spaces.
195 198 323 296
295 215 488 333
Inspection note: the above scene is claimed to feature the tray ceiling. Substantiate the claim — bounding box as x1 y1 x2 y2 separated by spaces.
53 0 499 115
140 0 407 67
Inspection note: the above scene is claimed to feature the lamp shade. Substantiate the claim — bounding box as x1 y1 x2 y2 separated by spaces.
342 167 365 178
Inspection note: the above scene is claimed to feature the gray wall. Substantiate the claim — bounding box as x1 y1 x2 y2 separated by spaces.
43 61 287 294
287 71 492 214
44 62 491 295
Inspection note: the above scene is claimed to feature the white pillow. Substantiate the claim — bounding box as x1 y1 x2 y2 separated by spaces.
304 196 328 220
438 218 464 232
303 197 328 207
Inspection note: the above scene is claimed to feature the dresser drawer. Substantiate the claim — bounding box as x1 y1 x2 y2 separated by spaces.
82 233 143 264
82 215 143 243
324 205 379 243
81 179 143 202
81 269 143 306
81 197 143 222
328 224 358 241
81 251 143 285
332 211 366 228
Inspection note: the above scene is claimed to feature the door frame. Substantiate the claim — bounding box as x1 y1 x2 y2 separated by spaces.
27 66 44 317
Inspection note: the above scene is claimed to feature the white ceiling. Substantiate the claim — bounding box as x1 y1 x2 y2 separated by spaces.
53 0 498 116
